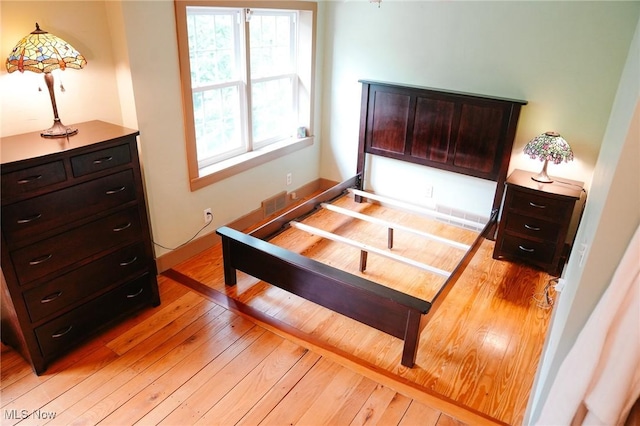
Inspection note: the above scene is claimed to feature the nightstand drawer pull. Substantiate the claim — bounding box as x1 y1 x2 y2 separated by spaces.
93 156 113 164
17 213 43 224
51 325 73 339
120 256 138 267
126 287 144 298
113 222 132 232
106 186 126 195
17 175 43 184
29 254 53 265
524 224 541 231
41 291 63 304
518 245 535 253
529 202 546 209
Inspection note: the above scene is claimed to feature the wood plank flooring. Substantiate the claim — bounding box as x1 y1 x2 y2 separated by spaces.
1 277 469 426
168 195 555 425
1 194 554 425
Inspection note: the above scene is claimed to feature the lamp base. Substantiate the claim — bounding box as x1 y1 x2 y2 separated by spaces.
41 119 78 138
531 160 553 183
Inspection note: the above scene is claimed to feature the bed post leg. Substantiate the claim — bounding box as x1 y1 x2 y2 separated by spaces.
359 250 368 272
220 236 238 286
401 310 423 368
388 228 394 249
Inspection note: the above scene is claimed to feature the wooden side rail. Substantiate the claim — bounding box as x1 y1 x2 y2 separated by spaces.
216 226 431 367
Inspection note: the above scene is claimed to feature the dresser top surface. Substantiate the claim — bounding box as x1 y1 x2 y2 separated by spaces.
507 169 584 199
1 121 139 165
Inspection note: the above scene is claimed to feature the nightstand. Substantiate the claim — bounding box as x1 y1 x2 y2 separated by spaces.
493 169 586 276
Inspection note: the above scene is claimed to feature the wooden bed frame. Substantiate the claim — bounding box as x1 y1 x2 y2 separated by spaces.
217 81 526 367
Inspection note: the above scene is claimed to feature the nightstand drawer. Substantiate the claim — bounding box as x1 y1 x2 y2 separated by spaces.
501 213 561 242
11 207 143 285
2 170 137 245
509 190 574 220
71 143 131 177
34 274 154 357
23 243 150 322
1 160 67 200
498 235 556 265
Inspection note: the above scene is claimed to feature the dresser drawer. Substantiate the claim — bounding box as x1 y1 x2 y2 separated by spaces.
23 243 150 322
2 170 137 245
71 143 131 177
501 213 562 242
498 234 556 265
34 274 154 357
509 189 574 220
11 207 143 285
1 161 67 201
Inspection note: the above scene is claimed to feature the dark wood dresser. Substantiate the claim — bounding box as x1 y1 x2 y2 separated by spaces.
1 120 160 374
493 169 586 276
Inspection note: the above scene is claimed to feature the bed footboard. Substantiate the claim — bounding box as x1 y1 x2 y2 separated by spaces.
216 226 431 367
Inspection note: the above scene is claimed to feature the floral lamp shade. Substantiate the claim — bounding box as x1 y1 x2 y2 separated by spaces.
523 131 574 183
6 23 87 138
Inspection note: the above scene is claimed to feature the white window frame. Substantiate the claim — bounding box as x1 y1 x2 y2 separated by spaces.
175 1 316 191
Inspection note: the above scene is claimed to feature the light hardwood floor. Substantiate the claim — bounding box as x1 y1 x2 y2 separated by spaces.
2 276 471 426
168 195 555 425
1 195 554 425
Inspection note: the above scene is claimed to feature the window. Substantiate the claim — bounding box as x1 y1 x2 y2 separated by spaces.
175 1 316 190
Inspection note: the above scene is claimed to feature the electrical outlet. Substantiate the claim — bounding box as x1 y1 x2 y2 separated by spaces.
203 208 213 224
425 184 433 198
286 172 292 186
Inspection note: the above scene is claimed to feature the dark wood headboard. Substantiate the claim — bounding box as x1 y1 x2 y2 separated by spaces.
356 80 527 214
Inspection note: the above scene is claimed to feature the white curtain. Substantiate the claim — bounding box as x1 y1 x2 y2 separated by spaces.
537 224 640 425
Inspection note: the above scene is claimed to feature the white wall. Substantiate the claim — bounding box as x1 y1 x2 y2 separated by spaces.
1 1 123 135
528 18 640 423
320 1 639 217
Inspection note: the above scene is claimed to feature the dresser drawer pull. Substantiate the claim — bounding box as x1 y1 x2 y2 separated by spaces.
93 156 114 164
524 224 541 231
17 213 43 224
51 325 73 339
106 186 126 195
17 175 43 184
126 287 144 298
41 291 63 304
29 254 53 265
529 202 546 209
518 245 535 253
120 256 138 267
113 222 132 232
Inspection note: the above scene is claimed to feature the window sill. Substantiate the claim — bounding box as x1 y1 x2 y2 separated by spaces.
189 136 314 191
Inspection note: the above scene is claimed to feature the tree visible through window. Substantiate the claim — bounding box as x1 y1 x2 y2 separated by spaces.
176 2 315 189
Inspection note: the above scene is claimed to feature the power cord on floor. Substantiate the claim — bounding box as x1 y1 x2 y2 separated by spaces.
532 277 558 309
153 211 213 251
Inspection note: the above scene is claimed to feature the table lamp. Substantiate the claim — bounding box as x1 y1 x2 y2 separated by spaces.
523 131 574 183
6 23 87 138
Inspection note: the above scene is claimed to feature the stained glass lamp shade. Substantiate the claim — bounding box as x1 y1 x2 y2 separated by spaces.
6 23 87 138
523 131 574 183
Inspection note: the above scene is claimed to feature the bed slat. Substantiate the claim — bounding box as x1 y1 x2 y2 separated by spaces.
320 202 471 251
290 220 451 278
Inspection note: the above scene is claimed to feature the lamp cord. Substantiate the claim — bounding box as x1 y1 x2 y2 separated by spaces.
533 277 557 309
553 179 587 193
153 220 213 251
